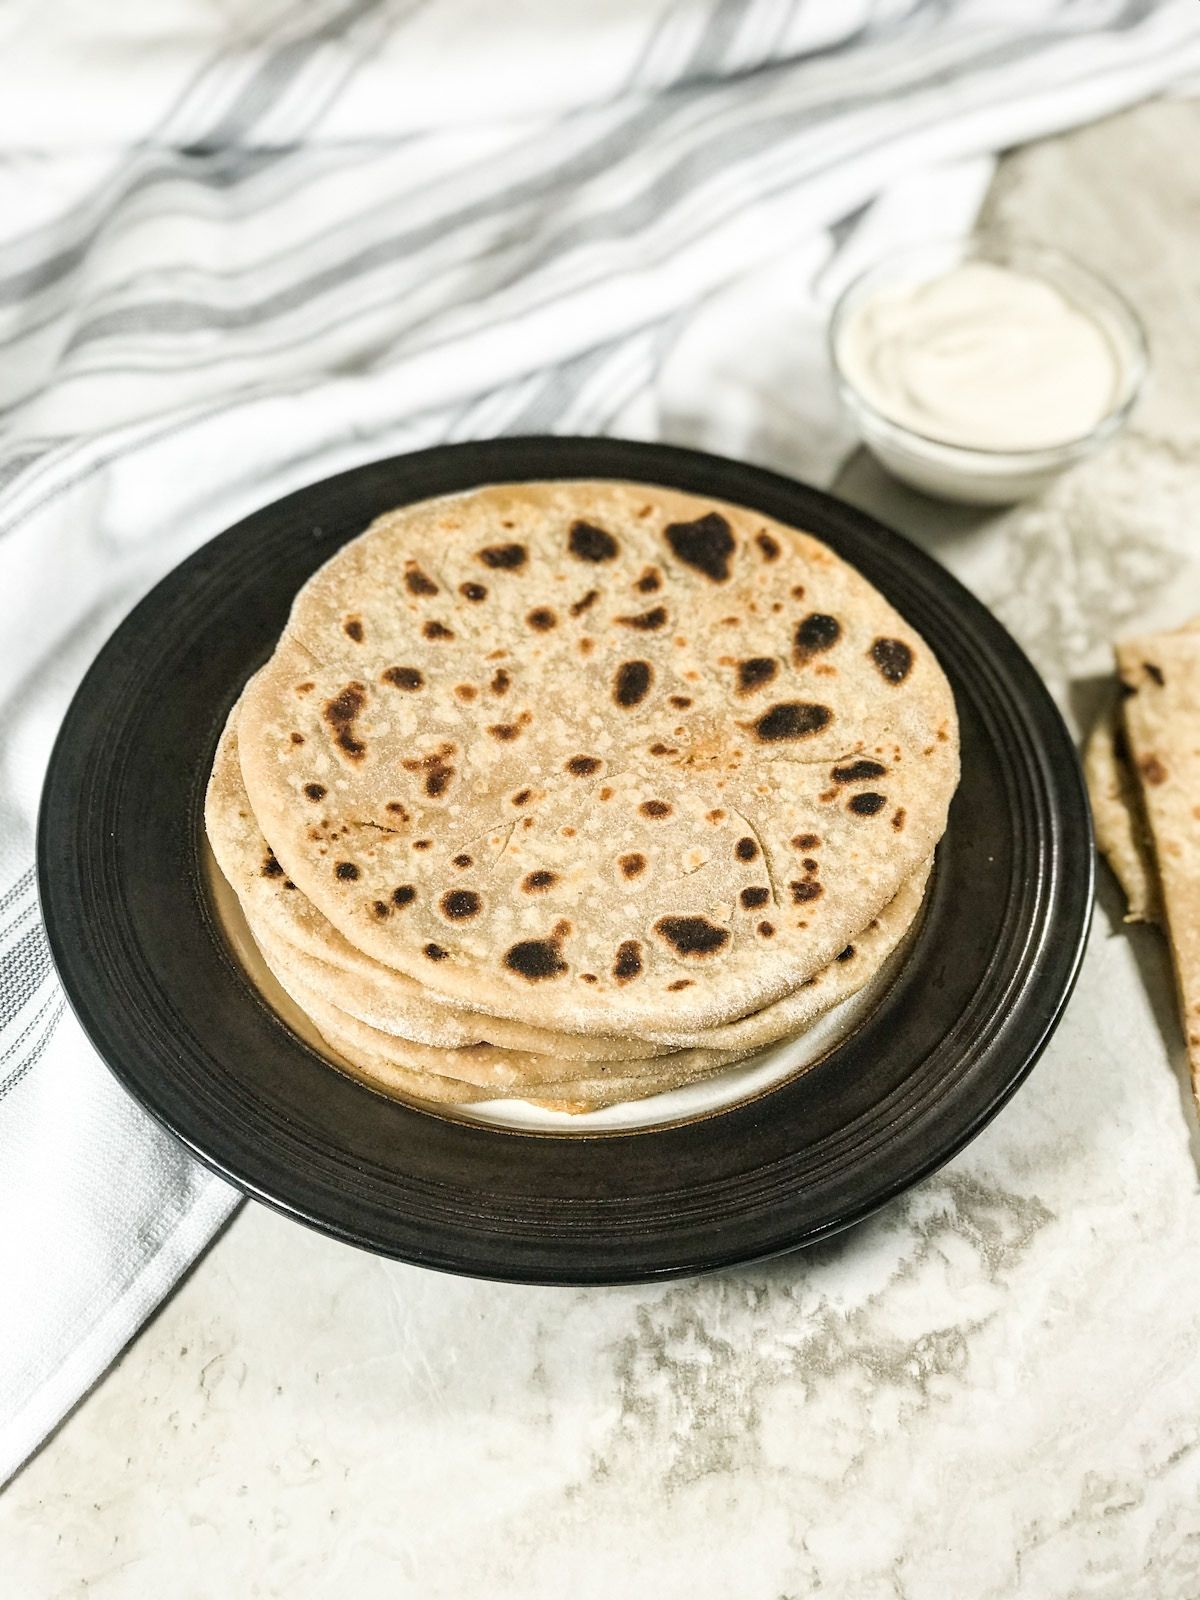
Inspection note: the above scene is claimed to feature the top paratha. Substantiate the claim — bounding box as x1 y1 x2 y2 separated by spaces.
237 481 957 1032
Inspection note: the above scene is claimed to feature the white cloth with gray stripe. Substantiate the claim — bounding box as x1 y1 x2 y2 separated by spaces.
2 0 1198 1484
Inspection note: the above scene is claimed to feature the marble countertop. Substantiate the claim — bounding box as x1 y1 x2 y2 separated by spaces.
6 100 1200 1599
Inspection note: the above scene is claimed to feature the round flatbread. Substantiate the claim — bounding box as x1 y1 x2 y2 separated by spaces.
237 481 958 1033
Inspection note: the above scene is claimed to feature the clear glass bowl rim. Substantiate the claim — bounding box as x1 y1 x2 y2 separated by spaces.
827 236 1149 465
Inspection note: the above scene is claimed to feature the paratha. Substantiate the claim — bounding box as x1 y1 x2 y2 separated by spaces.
236 481 957 1034
1084 700 1161 924
257 839 929 1054
257 943 751 1108
254 918 747 1087
209 696 930 1057
1116 632 1200 1113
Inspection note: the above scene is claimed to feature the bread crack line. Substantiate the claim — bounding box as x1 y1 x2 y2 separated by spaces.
732 809 779 907
487 819 520 872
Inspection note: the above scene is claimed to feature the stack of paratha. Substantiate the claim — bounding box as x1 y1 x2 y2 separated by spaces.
206 482 959 1112
1087 617 1200 1115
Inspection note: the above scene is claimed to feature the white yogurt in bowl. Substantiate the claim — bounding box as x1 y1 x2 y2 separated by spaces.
830 241 1147 504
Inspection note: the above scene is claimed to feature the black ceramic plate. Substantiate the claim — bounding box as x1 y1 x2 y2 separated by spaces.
39 438 1092 1285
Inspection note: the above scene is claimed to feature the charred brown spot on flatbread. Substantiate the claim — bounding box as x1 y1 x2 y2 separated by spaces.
740 886 770 909
452 853 473 869
791 880 823 903
757 921 775 938
402 744 456 799
422 620 454 641
619 853 646 879
290 732 305 745
511 788 533 806
640 800 672 818
343 617 364 642
392 885 416 908
649 742 677 757
849 792 887 816
892 808 906 831
614 660 653 707
478 543 527 569
837 945 855 962
654 915 731 958
1140 755 1168 785
613 940 643 983
667 979 693 991
669 694 693 709
490 668 511 695
404 567 438 596
636 567 662 593
424 943 448 961
794 614 841 664
440 889 481 920
527 607 557 631
262 850 284 879
1144 662 1165 686
749 702 832 742
460 582 487 602
323 683 368 760
382 666 422 690
566 755 601 776
664 512 735 582
792 833 820 850
833 759 887 782
570 589 599 617
568 522 619 562
755 531 781 561
504 939 568 981
413 839 432 850
304 783 326 801
522 870 557 893
487 712 531 742
386 802 409 820
371 900 389 920
617 605 668 631
735 837 758 861
335 861 359 881
736 657 778 696
871 638 914 684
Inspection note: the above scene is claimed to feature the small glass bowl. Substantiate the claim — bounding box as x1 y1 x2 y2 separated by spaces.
828 239 1148 505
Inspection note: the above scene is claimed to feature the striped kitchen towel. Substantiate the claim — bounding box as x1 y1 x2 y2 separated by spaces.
2 0 1198 1484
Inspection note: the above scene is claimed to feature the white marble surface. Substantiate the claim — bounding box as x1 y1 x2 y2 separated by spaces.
6 102 1200 1598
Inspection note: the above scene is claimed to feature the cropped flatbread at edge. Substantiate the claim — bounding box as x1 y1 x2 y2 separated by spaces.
1084 700 1162 924
235 481 958 1037
1117 632 1200 1112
